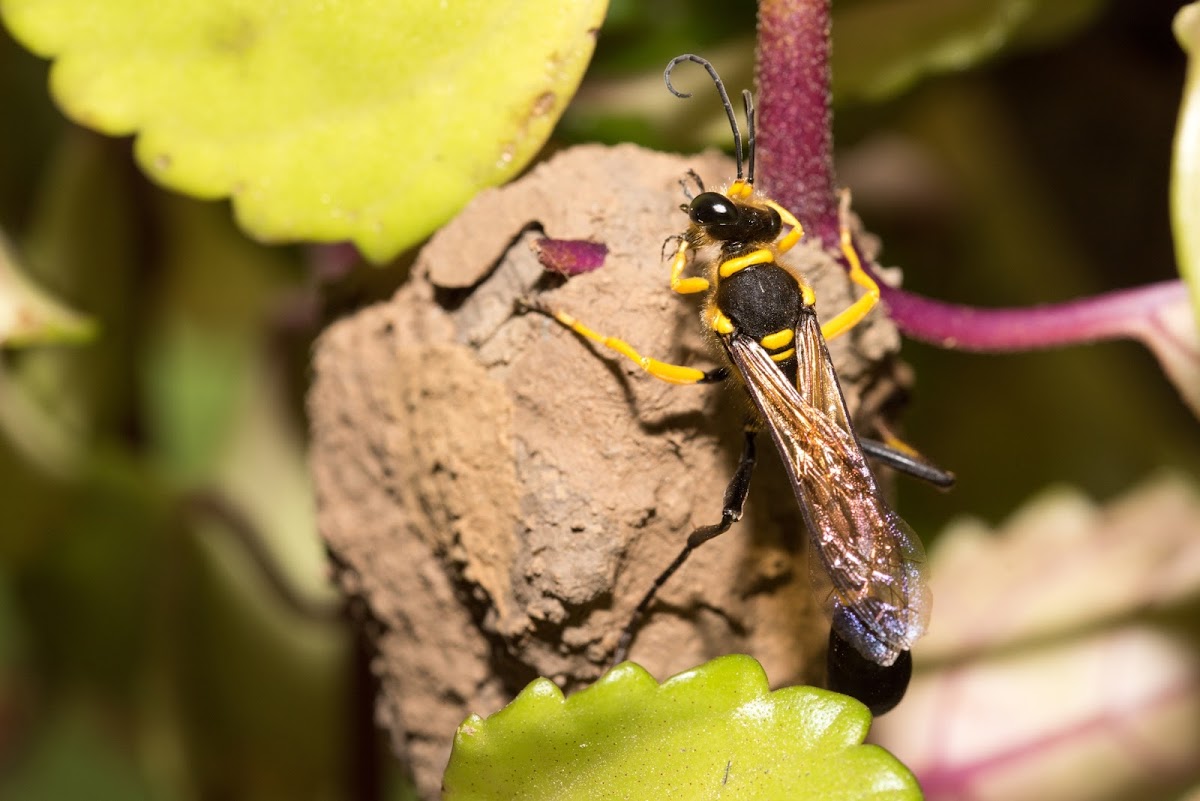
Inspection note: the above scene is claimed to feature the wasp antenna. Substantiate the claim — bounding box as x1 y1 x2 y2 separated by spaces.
742 89 756 186
664 54 744 182
678 177 696 201
679 168 705 200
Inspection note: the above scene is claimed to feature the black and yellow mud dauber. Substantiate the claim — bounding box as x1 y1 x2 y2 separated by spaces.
522 54 953 715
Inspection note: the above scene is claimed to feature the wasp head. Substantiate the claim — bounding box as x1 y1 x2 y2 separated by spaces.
688 191 781 246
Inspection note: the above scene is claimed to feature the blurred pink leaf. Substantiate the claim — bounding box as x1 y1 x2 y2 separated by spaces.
1129 286 1200 418
873 477 1200 801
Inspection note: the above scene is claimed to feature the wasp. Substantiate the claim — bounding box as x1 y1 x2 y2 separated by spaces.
525 54 952 714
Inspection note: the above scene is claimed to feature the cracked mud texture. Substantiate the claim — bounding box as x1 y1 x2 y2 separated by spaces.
308 143 908 798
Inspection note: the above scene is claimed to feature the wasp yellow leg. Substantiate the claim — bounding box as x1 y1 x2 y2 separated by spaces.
670 239 709 295
764 199 804 255
880 427 921 458
550 309 718 385
820 190 880 341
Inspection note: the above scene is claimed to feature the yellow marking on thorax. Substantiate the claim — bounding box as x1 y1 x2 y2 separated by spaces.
719 248 774 278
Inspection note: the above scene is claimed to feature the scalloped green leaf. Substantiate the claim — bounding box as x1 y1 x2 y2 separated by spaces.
443 655 921 801
1173 2 1200 331
0 0 606 263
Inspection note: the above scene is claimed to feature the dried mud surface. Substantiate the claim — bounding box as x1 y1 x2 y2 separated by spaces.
308 143 907 798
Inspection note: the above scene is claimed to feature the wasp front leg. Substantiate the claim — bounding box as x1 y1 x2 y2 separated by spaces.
763 198 804 255
669 237 711 295
519 299 728 386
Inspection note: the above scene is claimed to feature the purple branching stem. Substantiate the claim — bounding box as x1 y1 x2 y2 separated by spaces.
872 276 1191 351
754 0 1196 361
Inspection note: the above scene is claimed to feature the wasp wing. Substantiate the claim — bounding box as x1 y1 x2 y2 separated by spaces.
725 321 929 666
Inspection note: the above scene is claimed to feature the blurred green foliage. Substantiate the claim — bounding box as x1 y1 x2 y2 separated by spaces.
0 26 400 799
0 0 1197 799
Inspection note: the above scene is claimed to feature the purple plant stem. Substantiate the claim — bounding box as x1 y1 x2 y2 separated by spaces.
874 277 1190 350
756 0 840 245
754 0 1192 354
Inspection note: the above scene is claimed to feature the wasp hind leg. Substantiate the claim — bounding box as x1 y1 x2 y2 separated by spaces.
859 433 956 489
613 428 758 664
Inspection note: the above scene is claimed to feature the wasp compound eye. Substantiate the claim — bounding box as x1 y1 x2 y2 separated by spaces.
690 192 739 227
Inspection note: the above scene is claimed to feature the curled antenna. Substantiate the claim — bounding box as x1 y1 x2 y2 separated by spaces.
664 54 745 182
742 89 756 186
679 168 705 200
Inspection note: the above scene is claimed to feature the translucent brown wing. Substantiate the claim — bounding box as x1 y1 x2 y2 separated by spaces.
725 320 929 666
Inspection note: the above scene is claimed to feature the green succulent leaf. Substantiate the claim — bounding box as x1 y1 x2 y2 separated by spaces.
443 655 921 801
0 0 607 262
